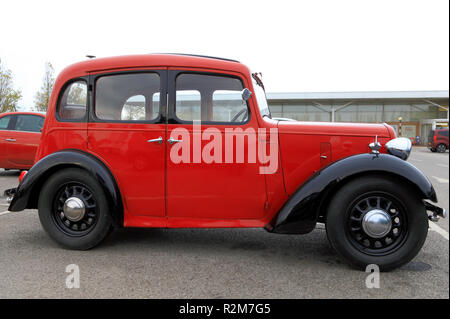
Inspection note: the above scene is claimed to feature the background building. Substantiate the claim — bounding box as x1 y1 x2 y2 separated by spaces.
267 90 449 145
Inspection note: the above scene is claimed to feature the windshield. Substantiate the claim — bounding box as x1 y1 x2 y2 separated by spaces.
251 73 271 118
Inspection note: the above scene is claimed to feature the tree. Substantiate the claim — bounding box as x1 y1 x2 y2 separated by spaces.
0 59 22 113
34 62 55 112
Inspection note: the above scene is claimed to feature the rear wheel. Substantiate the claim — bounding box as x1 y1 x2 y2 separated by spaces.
326 176 428 271
38 168 113 250
436 144 447 153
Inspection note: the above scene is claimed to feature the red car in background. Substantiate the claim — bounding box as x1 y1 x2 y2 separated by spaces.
0 112 45 170
428 128 449 153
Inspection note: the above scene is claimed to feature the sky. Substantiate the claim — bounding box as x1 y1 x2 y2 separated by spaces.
1 0 449 111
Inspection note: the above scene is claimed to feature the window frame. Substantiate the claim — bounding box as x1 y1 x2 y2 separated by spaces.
169 71 251 126
90 70 166 124
55 77 89 123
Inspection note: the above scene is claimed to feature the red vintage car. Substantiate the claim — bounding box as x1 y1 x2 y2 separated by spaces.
6 54 446 271
0 112 45 170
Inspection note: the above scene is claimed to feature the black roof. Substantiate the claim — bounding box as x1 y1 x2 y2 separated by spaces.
152 53 239 63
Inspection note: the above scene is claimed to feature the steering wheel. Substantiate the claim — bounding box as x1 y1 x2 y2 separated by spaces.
231 108 248 122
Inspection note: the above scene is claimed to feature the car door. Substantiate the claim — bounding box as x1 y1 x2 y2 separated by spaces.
6 114 44 167
87 70 167 221
165 70 268 223
0 114 15 168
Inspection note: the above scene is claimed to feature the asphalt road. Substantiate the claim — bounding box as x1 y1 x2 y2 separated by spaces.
0 147 448 299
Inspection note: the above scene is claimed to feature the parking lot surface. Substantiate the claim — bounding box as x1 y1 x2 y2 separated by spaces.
0 147 448 299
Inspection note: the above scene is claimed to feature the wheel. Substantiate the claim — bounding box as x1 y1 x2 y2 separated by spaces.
436 144 447 153
325 176 428 271
38 168 114 250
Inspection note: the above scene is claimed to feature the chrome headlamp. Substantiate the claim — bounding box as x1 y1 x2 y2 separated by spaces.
385 137 412 160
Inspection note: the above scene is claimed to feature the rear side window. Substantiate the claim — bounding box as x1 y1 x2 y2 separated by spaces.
14 115 45 132
0 116 12 130
58 81 88 121
95 73 160 122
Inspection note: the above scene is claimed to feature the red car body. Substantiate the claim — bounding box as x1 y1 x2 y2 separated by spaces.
7 54 446 270
33 55 395 228
0 112 45 170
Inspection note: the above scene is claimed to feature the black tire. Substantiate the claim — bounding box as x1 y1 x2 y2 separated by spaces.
38 168 114 250
436 144 447 153
326 175 428 271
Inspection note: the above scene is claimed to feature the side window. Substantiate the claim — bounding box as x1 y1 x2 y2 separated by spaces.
0 116 12 130
438 131 449 137
58 80 87 121
95 73 160 122
14 115 45 132
175 73 249 123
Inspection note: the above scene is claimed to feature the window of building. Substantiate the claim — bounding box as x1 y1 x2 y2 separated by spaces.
175 90 201 122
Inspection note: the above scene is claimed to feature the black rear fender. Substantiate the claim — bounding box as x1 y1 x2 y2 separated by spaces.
8 150 123 227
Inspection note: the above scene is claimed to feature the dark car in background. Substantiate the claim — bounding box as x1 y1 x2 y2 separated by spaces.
428 128 449 153
0 112 45 170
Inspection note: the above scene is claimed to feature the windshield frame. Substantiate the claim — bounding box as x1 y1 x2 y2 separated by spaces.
251 72 271 119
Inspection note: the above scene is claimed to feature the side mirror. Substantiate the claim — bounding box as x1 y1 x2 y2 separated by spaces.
242 88 252 101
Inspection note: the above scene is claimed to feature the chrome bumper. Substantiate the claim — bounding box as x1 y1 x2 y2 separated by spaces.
425 201 447 222
3 188 17 204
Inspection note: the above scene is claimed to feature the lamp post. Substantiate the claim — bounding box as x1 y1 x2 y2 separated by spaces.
398 116 403 137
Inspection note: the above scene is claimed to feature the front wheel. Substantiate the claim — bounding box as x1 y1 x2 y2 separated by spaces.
38 168 114 250
326 176 428 271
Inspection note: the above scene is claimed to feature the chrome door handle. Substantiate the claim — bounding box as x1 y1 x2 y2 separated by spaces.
147 136 163 144
168 138 182 144
5 138 16 142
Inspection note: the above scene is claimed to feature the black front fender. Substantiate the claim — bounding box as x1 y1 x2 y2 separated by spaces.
269 153 437 234
8 150 123 226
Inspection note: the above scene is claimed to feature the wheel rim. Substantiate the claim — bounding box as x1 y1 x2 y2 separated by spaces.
52 182 98 236
346 192 408 256
437 144 446 152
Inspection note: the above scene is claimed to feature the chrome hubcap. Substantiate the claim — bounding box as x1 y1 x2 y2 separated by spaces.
362 209 392 238
63 197 86 222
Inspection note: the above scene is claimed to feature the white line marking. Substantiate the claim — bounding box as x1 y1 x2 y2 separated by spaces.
432 176 449 184
411 159 423 162
0 210 12 216
437 163 449 168
429 221 449 240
